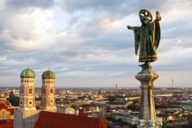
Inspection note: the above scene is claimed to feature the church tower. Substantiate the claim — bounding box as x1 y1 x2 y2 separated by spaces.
14 68 38 128
41 70 56 112
20 68 36 110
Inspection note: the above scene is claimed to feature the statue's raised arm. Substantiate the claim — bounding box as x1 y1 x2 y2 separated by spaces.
127 9 161 64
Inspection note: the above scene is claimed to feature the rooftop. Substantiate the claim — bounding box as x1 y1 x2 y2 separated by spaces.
34 111 108 128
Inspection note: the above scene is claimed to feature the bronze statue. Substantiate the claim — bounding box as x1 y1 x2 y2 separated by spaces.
127 9 161 64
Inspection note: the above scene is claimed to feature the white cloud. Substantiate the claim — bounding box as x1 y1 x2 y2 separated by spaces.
5 9 54 51
0 0 192 87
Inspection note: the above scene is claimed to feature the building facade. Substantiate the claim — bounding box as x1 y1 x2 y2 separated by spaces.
14 69 56 128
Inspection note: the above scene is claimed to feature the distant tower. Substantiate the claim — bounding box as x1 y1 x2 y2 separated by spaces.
115 83 118 95
41 70 56 112
14 68 38 128
116 83 118 89
172 77 174 89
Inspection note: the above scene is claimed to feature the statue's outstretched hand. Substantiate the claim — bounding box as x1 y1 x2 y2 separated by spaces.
127 25 133 30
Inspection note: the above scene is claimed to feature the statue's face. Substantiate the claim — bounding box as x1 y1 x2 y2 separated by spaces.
139 9 152 25
140 16 150 24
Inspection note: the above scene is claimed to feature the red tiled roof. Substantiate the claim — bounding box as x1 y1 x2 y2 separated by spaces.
34 111 108 128
0 104 14 128
0 103 7 108
0 103 14 115
0 119 13 128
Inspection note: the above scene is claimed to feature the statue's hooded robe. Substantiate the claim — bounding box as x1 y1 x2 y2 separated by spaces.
133 19 161 62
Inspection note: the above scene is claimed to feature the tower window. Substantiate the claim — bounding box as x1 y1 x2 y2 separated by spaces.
29 101 32 105
29 89 32 94
50 89 53 93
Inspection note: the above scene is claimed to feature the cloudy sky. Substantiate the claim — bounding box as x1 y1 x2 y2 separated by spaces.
0 0 191 88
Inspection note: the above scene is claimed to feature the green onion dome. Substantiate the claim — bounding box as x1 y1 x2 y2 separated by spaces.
42 70 56 79
20 68 35 78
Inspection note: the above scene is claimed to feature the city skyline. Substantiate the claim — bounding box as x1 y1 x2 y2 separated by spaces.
0 0 191 87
